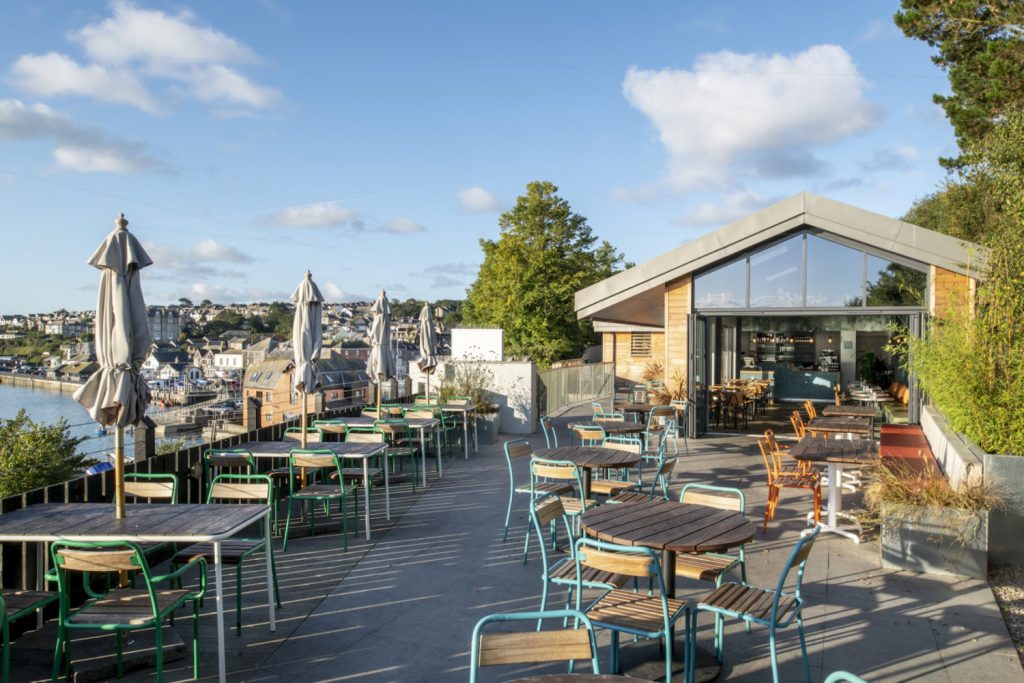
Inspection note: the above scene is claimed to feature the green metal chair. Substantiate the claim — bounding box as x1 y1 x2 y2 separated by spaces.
50 540 206 683
375 419 419 492
123 472 179 568
282 449 359 552
692 527 820 682
1 588 57 683
171 474 281 636
574 536 690 682
469 609 600 682
501 439 572 542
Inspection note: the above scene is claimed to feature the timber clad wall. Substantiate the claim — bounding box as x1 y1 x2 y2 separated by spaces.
930 266 976 318
665 276 692 388
604 331 665 384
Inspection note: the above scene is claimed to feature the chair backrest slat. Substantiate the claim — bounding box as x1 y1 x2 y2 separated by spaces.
578 546 655 578
404 410 434 420
57 548 140 572
602 438 641 454
505 441 532 459
291 453 336 468
478 629 593 666
123 480 175 500
534 495 566 527
210 481 270 501
532 462 578 481
346 431 384 443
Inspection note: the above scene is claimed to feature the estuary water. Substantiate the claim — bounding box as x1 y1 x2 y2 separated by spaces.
0 382 125 458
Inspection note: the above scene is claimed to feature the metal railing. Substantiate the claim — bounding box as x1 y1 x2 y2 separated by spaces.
537 362 614 416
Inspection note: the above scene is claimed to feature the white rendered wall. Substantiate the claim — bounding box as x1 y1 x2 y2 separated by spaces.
451 328 504 361
410 358 537 434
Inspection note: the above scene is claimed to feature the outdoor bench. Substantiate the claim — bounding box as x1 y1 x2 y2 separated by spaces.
879 424 948 488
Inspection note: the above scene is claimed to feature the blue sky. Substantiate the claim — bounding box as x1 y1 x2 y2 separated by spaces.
0 1 955 314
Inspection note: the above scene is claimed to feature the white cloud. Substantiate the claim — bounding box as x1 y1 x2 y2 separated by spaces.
675 191 781 228
189 238 253 263
457 187 501 213
9 53 157 112
861 144 918 171
171 283 290 304
7 2 278 113
0 98 169 173
610 184 661 204
269 202 360 229
622 45 879 191
72 1 257 68
322 281 370 302
413 262 476 288
381 217 425 235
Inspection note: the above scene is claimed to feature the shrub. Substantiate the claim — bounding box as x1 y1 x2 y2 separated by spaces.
0 409 93 498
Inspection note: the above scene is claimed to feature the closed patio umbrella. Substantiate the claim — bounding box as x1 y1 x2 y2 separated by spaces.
73 213 153 519
416 303 438 402
366 290 395 415
291 271 324 448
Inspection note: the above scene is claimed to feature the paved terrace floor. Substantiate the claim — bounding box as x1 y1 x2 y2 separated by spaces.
12 407 1022 682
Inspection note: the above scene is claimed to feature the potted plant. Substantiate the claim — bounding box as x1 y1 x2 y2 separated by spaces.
865 463 1001 579
439 361 500 446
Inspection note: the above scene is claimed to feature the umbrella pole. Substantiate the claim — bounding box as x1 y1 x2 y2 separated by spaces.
300 390 308 448
425 375 430 403
115 426 126 519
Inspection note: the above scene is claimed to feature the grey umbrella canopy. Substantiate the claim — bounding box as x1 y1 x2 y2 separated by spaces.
366 290 395 413
416 303 438 400
73 213 153 518
291 271 324 447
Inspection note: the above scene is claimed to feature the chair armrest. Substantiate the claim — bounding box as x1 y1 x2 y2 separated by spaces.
152 555 208 598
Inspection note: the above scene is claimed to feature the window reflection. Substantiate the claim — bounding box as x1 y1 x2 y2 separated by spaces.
750 235 803 307
806 235 863 307
866 256 926 306
694 258 746 308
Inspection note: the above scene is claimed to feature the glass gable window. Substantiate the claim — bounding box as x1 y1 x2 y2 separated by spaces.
806 235 863 307
749 234 803 307
693 230 927 310
693 258 746 308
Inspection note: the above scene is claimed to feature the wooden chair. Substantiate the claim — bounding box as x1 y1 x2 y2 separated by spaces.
693 527 820 680
530 458 592 536
50 540 206 683
591 401 606 418
570 424 605 446
502 439 572 542
791 411 817 439
282 449 359 551
469 609 600 682
590 436 642 497
574 537 689 681
375 419 420 492
758 437 820 532
644 406 678 455
803 400 818 421
669 399 690 454
282 426 322 443
593 412 626 424
529 493 628 618
765 429 811 476
172 474 281 635
123 472 179 565
340 428 385 487
1 589 57 683
202 448 255 496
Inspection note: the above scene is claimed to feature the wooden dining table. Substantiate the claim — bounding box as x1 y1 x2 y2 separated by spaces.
535 446 641 497
806 415 873 437
790 436 878 543
0 502 273 683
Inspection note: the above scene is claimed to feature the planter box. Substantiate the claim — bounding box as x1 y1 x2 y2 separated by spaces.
880 503 988 579
476 410 499 446
983 452 1024 566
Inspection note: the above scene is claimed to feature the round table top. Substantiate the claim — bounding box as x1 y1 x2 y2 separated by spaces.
581 499 754 554
535 446 641 470
574 421 645 435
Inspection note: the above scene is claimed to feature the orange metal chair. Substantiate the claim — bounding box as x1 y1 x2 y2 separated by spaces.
758 437 820 532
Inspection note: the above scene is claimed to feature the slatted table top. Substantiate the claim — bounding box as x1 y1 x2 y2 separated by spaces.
512 676 655 683
581 499 753 554
439 403 474 413
822 405 876 418
0 503 267 544
572 421 645 435
243 441 387 458
806 416 873 435
534 446 641 470
789 437 878 465
315 417 439 432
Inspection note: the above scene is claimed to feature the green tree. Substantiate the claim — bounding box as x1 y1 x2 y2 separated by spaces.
907 109 1024 455
178 297 193 307
263 302 294 339
895 0 1024 166
0 410 93 497
199 310 243 338
463 181 624 365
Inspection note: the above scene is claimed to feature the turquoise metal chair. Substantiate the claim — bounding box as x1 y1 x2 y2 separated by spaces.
51 540 206 683
172 474 281 636
529 493 627 622
670 399 690 454
591 401 605 418
539 415 559 448
530 457 588 540
574 536 690 682
692 527 820 682
502 439 571 542
469 609 600 682
1 589 57 683
825 672 870 683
